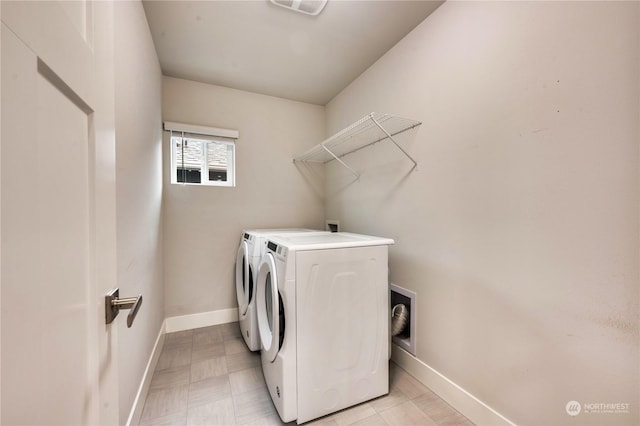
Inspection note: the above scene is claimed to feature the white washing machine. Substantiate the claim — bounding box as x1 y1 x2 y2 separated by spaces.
256 232 394 424
235 229 326 351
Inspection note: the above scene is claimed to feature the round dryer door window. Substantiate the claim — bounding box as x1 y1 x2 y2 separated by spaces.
256 253 280 362
235 241 251 315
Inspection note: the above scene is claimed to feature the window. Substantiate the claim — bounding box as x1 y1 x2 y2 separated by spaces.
171 135 235 186
165 121 238 187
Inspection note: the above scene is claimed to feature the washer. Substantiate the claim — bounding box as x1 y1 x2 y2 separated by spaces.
235 229 326 351
256 232 394 424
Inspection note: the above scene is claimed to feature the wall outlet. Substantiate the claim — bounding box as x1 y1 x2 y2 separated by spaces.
390 283 416 356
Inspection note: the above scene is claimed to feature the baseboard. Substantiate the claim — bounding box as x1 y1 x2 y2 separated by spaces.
391 344 516 426
164 307 238 333
126 320 166 426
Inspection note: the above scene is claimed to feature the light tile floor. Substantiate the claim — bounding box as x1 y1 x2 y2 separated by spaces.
139 322 475 426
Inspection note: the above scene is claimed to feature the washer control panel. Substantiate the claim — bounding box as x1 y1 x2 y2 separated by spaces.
266 241 288 260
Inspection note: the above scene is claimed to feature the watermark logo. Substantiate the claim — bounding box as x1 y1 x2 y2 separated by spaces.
566 400 630 416
583 402 630 414
566 401 581 416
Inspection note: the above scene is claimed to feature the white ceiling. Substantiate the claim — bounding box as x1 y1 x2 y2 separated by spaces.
142 0 443 105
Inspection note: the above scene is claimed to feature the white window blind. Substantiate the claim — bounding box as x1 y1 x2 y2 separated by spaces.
164 121 239 139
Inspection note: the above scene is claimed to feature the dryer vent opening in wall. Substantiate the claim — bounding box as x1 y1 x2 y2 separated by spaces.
325 220 339 232
390 283 416 356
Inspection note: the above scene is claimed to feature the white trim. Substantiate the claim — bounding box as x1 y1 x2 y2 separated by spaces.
126 321 167 426
163 121 239 139
391 344 517 426
165 308 239 333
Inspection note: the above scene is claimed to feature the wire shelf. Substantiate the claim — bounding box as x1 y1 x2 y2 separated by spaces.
294 112 421 177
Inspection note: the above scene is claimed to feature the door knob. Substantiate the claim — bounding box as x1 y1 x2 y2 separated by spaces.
105 288 143 328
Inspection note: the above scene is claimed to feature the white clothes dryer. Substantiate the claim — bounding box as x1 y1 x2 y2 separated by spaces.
235 229 326 351
256 232 394 424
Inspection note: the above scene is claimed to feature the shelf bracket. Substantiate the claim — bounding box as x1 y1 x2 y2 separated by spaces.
321 143 360 178
369 115 418 170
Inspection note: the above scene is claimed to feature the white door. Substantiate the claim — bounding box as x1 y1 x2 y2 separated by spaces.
1 1 118 425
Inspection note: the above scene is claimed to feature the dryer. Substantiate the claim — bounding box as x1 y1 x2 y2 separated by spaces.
256 232 394 424
235 229 325 351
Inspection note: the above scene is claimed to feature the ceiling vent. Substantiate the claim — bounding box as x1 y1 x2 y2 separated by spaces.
270 0 328 16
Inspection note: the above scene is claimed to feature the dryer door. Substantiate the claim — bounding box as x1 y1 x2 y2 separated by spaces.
235 241 251 315
256 253 282 362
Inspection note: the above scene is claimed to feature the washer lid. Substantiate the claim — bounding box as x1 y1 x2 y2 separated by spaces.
266 232 394 251
243 229 326 258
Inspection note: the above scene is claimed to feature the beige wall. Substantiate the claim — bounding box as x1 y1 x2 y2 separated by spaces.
162 77 325 317
325 2 639 425
114 2 164 424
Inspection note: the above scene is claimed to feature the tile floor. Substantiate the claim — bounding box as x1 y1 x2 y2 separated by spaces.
139 322 475 426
